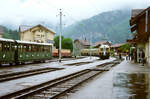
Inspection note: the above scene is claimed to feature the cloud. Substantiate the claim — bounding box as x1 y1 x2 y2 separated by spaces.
0 0 150 28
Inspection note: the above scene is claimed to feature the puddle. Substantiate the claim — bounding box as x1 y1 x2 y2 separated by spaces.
113 72 150 99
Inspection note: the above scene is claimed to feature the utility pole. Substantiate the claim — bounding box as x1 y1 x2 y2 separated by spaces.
58 9 63 62
90 32 92 59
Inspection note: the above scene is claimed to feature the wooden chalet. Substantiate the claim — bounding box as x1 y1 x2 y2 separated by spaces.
129 6 150 64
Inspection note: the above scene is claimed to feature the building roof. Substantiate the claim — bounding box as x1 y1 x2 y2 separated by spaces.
131 9 144 18
16 40 52 46
19 24 56 34
111 43 125 48
94 41 107 46
0 26 4 35
74 39 90 46
130 6 150 26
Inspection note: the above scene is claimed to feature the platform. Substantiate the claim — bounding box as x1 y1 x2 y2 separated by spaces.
68 60 150 99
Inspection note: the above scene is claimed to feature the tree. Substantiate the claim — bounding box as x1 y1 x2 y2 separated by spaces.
1 25 20 40
54 36 73 52
121 43 130 53
62 38 73 51
54 36 64 49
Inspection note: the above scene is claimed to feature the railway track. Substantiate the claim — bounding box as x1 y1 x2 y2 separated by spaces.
65 61 93 66
65 59 100 66
0 60 120 99
0 67 63 82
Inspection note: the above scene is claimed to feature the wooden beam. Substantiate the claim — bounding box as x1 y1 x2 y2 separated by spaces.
131 25 137 32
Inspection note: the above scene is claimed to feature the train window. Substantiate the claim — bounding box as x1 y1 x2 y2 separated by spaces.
3 43 8 51
0 42 2 51
39 45 42 52
28 45 31 52
46 46 49 52
12 45 17 51
19 45 23 52
10 43 13 51
18 45 20 52
23 45 25 52
36 46 39 52
32 45 38 52
50 46 52 52
31 45 34 52
101 48 103 51
106 48 109 51
42 46 45 51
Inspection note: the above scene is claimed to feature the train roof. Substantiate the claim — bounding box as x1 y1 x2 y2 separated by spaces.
100 45 109 48
16 40 52 46
0 38 15 42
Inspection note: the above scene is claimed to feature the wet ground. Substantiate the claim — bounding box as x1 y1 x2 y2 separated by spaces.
113 72 150 99
68 60 150 99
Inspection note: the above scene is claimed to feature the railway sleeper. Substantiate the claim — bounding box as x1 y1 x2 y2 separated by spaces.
49 88 67 92
42 91 59 96
33 94 53 99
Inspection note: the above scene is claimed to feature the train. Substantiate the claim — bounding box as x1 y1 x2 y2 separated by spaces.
80 45 110 59
0 38 52 65
52 49 71 58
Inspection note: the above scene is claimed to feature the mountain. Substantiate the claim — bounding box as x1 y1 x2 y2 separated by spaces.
63 10 132 44
0 25 19 40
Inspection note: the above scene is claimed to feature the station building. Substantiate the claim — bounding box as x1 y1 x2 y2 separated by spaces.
19 24 56 45
129 6 150 65
111 43 125 54
74 38 90 56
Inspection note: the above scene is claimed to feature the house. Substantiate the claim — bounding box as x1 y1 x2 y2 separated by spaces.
0 26 4 38
74 38 90 56
129 7 150 64
94 41 111 48
19 24 56 44
111 43 125 54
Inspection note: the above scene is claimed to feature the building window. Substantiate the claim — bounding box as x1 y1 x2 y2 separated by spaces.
37 35 40 36
38 29 43 32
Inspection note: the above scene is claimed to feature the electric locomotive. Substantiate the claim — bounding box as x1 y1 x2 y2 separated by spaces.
80 44 110 59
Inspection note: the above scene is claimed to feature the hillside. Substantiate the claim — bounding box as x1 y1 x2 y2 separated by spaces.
0 25 19 40
64 10 132 44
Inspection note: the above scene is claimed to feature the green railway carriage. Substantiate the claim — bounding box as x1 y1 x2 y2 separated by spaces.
0 38 15 65
15 40 52 64
0 38 52 65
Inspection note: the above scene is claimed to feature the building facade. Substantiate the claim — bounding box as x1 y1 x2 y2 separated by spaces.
74 39 90 56
19 24 56 44
111 43 125 53
129 7 150 64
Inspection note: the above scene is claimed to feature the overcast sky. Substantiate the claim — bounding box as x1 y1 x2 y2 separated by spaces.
0 0 150 28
